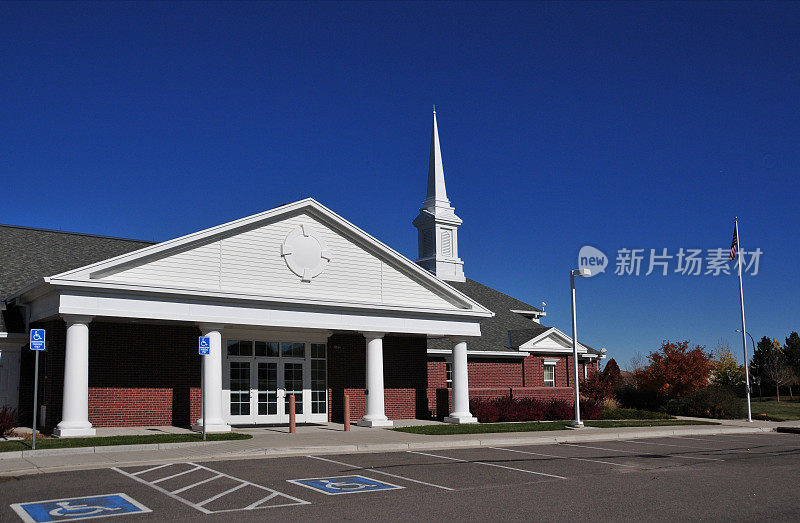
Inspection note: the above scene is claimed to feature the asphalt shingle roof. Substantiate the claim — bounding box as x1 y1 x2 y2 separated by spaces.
428 278 550 353
0 224 152 332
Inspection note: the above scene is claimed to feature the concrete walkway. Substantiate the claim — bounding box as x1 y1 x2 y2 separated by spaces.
1 418 795 477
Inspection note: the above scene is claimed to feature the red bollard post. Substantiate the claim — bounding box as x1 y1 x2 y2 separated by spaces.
344 394 350 431
289 394 296 434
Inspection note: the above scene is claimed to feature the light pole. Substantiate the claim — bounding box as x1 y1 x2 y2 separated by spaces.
570 268 591 428
736 329 759 401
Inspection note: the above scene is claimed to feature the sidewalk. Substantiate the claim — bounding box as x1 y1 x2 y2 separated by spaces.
1 418 793 477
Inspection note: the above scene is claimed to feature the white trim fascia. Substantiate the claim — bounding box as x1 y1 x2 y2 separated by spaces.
42 199 493 317
36 279 491 319
49 290 483 337
517 327 590 354
426 348 527 358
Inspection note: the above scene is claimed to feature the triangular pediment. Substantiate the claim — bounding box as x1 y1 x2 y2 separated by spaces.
50 199 491 316
518 327 589 353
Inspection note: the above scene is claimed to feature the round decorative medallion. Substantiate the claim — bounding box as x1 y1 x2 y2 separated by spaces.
281 224 331 282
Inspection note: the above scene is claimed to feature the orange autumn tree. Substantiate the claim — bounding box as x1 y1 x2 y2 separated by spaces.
635 341 713 399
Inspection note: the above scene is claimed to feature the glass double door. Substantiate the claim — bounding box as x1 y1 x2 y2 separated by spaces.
227 358 305 424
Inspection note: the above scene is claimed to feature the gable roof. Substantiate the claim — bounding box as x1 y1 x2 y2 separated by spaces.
0 224 152 332
10 199 493 320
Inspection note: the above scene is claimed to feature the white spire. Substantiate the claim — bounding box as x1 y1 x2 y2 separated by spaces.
425 108 449 207
413 107 465 282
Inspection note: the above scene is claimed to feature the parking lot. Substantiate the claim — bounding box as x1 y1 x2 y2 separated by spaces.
2 432 798 521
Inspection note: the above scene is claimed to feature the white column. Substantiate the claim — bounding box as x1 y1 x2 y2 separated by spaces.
445 338 478 424
357 332 393 427
192 324 232 433
55 315 96 437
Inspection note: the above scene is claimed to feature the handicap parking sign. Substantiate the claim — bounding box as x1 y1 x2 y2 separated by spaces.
198 336 210 355
288 475 403 495
10 493 151 522
29 329 46 351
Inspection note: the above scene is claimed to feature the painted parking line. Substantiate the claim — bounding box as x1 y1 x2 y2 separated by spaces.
10 493 151 523
288 475 404 496
487 446 640 468
564 442 723 462
113 463 309 514
307 455 453 491
406 451 567 480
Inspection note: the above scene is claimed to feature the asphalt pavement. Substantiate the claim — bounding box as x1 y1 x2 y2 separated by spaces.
1 432 798 521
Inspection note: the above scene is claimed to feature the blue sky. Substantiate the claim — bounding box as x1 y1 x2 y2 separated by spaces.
2 2 798 367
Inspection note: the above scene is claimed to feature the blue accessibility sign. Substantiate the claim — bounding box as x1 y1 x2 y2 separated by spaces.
10 493 152 522
288 475 403 496
198 336 210 355
29 329 46 351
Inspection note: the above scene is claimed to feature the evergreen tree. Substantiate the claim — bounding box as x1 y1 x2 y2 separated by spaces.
784 332 800 376
751 336 774 400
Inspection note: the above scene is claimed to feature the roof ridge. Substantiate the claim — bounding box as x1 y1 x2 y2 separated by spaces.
0 223 155 244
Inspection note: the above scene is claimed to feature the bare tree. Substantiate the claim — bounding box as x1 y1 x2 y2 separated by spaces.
761 350 796 402
626 351 645 373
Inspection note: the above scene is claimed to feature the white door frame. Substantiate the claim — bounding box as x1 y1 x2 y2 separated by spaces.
221 330 328 425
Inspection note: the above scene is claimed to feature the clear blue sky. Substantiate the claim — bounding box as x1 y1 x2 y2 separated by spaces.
2 2 798 368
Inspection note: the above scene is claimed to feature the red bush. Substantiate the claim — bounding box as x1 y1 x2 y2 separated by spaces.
546 398 573 420
580 399 603 420
0 405 19 436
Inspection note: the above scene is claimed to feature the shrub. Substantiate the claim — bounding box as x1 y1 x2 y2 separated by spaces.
469 397 579 423
664 386 745 419
580 399 603 420
615 382 664 411
601 407 672 420
546 398 573 421
0 405 19 436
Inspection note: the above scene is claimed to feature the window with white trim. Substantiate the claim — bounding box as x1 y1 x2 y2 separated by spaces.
543 362 556 387
445 361 453 388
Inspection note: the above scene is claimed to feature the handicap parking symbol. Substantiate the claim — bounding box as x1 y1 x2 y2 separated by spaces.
10 493 152 522
288 475 404 496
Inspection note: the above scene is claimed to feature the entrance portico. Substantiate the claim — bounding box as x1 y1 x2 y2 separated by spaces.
14 199 491 435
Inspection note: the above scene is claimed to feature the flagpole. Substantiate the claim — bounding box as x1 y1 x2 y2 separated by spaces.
735 217 753 422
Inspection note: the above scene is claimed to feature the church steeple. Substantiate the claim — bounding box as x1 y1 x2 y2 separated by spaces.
425 108 449 208
413 109 465 282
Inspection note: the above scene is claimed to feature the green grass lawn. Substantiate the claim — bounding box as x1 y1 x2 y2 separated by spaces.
391 419 716 436
0 432 251 453
746 396 800 421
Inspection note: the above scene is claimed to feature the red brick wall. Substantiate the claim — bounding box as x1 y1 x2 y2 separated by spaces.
469 360 523 387
190 387 201 425
86 322 200 427
89 388 173 426
328 333 428 422
425 354 588 419
338 388 417 420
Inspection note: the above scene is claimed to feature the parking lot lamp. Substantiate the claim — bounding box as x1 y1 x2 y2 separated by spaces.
570 268 591 428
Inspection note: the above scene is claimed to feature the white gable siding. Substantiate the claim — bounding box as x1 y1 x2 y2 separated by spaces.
100 212 461 310
103 242 221 290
